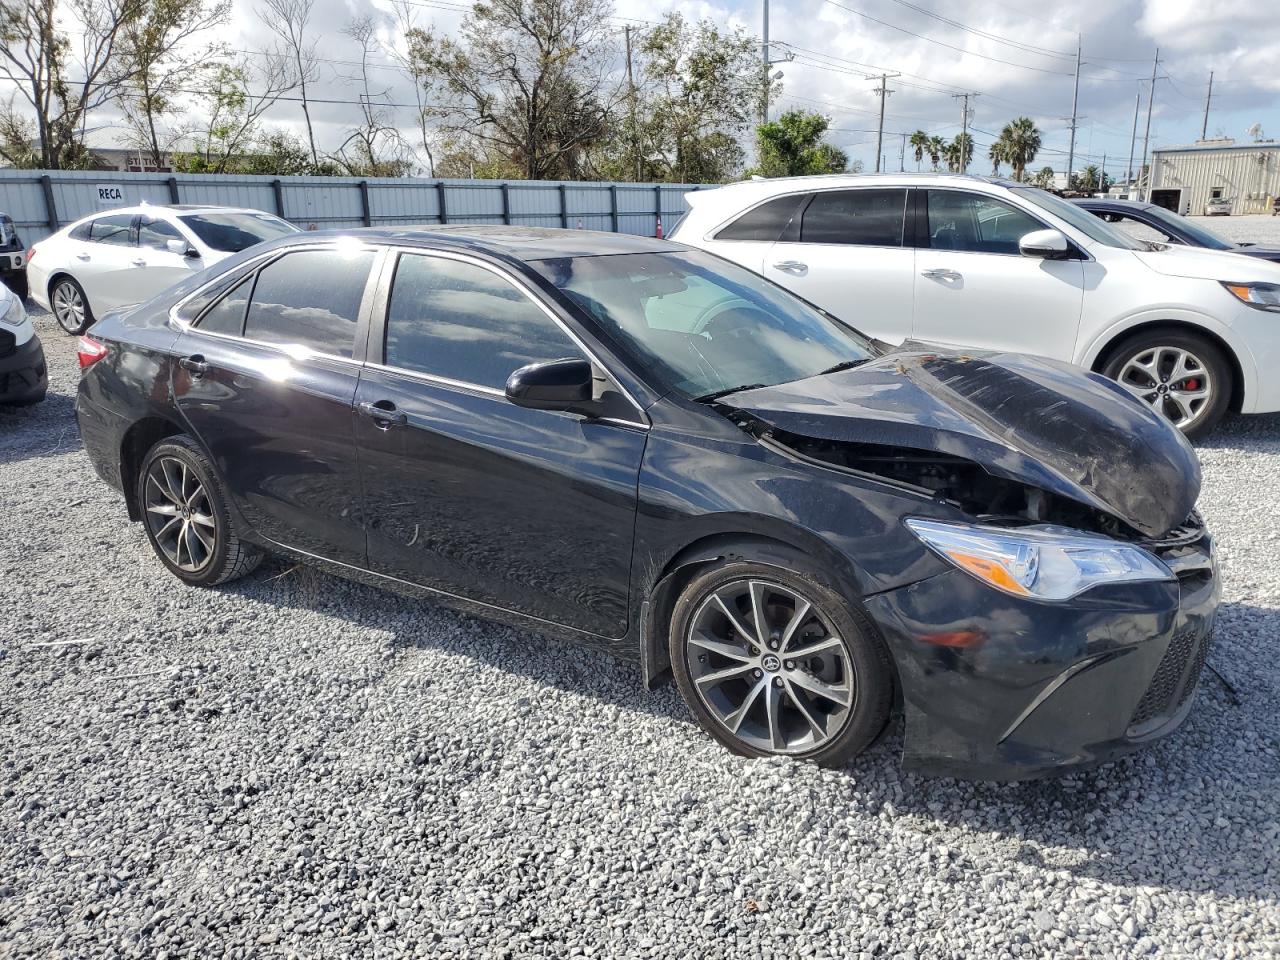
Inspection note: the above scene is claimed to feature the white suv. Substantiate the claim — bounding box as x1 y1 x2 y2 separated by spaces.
671 174 1280 437
28 205 298 336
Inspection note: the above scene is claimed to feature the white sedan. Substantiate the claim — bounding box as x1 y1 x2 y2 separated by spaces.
671 173 1280 437
28 205 299 335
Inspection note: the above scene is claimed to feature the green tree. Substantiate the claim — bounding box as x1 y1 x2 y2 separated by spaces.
953 132 974 172
994 117 1041 182
988 140 1007 175
1030 165 1055 189
171 60 294 172
909 129 929 170
749 110 847 178
927 135 945 171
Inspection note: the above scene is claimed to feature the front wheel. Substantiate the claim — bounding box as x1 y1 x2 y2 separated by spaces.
1102 331 1232 440
669 559 894 767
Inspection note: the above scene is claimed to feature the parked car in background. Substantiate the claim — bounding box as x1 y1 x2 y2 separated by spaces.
1205 197 1233 216
75 226 1218 779
0 212 27 300
1074 198 1280 263
28 205 299 335
671 173 1280 438
0 283 47 405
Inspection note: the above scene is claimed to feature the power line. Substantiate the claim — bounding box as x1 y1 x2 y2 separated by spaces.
880 0 1075 60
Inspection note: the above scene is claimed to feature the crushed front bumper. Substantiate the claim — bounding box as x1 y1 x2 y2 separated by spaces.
0 332 47 404
866 527 1219 780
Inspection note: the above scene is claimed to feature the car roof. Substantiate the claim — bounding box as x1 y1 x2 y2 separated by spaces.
691 172 1021 197
276 225 680 262
1072 198 1159 212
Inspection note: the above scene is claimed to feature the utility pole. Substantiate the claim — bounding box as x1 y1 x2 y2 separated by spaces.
1200 70 1214 141
1139 48 1159 202
899 132 907 172
624 25 640 181
1126 88 1140 194
761 0 770 123
1099 153 1106 194
952 93 978 172
1066 35 1081 188
872 74 898 172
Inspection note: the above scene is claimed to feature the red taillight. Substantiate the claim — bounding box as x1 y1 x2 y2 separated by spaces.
77 335 109 369
25 245 35 263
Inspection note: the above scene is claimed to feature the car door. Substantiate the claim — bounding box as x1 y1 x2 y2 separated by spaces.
135 215 204 295
173 244 379 566
75 214 142 312
911 189 1085 360
762 188 914 343
353 249 647 638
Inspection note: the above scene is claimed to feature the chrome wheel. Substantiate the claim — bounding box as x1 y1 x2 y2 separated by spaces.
143 456 217 572
1116 345 1212 429
684 578 854 755
52 280 86 333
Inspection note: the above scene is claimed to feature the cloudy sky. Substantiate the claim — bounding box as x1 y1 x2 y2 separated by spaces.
49 0 1280 177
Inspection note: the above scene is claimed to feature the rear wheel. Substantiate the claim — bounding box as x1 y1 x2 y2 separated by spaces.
139 436 262 586
50 276 92 335
669 559 893 767
1102 330 1231 439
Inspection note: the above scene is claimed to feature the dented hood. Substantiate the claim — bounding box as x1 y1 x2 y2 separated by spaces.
723 349 1201 538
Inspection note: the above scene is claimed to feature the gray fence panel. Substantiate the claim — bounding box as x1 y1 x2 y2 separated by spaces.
0 170 710 245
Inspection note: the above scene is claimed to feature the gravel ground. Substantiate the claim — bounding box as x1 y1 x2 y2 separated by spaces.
3 257 1280 959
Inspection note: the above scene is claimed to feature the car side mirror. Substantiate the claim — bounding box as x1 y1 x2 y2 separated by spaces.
1019 228 1070 259
505 358 601 417
166 238 199 258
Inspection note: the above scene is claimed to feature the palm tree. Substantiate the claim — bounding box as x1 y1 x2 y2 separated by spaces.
909 130 929 170
1078 164 1101 192
994 117 1042 182
988 141 1007 176
942 141 961 173
927 135 946 171
952 133 974 173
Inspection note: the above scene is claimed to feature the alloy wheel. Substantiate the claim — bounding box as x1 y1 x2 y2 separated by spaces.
684 578 855 755
143 456 217 572
1116 345 1212 429
52 281 85 333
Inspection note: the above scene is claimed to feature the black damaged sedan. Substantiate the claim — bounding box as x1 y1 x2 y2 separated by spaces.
74 227 1218 779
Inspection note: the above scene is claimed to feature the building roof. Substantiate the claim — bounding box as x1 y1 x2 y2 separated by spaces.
1153 140 1280 155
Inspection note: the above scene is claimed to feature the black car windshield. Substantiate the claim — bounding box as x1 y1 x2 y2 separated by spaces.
531 250 879 399
1140 205 1235 250
178 212 298 253
1012 188 1147 250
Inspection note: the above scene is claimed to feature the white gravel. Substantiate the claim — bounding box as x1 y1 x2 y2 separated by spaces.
2 274 1279 958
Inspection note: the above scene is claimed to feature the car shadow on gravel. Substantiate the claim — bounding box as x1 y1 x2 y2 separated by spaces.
0 389 81 466
218 557 1278 905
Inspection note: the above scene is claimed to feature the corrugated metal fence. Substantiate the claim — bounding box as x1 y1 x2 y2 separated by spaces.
0 170 710 246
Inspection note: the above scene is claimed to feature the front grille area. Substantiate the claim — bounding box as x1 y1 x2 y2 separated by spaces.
1130 630 1211 729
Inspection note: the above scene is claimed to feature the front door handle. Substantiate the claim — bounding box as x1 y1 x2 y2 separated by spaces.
358 399 408 429
131 258 147 267
772 260 808 276
921 268 962 281
179 354 209 377
76 253 91 261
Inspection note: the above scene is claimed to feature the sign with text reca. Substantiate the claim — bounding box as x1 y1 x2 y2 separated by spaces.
95 184 125 208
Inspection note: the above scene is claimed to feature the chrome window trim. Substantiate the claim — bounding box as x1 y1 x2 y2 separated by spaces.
380 246 651 429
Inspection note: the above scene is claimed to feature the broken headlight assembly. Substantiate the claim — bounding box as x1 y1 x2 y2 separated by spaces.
905 519 1174 601
1222 281 1280 313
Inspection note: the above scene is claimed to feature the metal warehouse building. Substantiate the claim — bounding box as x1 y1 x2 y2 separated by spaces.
1148 139 1280 216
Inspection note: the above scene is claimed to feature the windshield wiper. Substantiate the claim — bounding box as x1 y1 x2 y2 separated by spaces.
695 383 766 403
818 358 871 376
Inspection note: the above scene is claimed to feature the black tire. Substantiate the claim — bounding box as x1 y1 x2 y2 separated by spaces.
669 557 894 767
49 275 93 335
138 435 263 587
1102 329 1232 440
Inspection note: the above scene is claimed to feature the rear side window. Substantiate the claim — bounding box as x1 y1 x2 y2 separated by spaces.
714 195 805 242
800 189 906 246
243 249 374 357
924 191 1043 254
69 222 93 241
88 215 136 246
196 275 254 336
384 254 581 390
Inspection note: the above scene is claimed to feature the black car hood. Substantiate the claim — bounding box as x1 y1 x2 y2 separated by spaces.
722 348 1201 538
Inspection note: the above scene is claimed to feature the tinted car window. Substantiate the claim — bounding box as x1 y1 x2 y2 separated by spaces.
800 189 907 246
385 254 582 390
714 195 806 242
925 191 1043 254
88 215 136 246
196 275 254 336
179 212 297 253
138 217 185 250
243 249 374 357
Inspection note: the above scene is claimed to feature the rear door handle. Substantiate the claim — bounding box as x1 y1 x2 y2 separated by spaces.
358 399 408 429
131 258 147 267
921 268 962 281
76 253 91 261
772 260 808 276
179 354 209 376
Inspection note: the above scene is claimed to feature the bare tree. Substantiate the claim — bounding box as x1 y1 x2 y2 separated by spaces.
258 0 320 165
387 0 437 176
331 16 413 177
0 0 145 168
174 57 296 172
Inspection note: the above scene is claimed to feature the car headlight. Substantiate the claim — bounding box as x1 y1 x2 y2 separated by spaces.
0 291 24 327
905 519 1173 601
1222 281 1280 312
